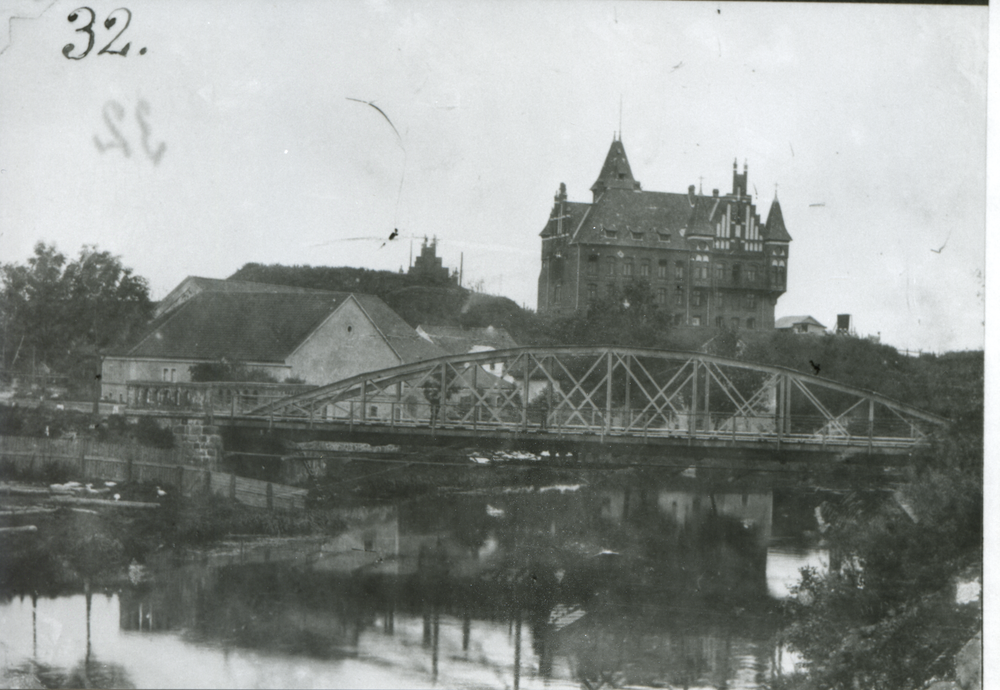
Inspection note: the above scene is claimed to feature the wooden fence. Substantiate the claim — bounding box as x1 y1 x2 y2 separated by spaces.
0 436 308 511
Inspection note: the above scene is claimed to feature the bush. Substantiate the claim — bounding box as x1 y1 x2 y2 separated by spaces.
134 416 174 449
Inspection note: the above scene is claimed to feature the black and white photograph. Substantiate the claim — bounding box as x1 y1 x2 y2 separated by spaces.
0 1 988 688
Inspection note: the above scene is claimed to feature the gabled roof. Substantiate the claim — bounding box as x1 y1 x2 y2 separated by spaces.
119 291 354 362
539 201 591 239
763 197 792 242
416 324 519 355
351 294 447 364
775 315 826 330
115 289 445 366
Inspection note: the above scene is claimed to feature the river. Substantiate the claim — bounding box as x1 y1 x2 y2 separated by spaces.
1 468 837 689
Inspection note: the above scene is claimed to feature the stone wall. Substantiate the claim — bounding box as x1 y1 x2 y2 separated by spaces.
173 419 223 469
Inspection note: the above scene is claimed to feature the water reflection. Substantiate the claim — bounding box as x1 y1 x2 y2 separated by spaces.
2 478 830 689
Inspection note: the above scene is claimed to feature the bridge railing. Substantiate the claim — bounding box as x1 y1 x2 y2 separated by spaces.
125 380 315 415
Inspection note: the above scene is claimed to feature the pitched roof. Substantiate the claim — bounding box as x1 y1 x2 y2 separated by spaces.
763 197 792 242
775 315 826 330
116 289 445 366
351 294 447 365
154 276 329 317
416 325 519 355
568 189 693 249
539 201 591 239
591 140 641 194
120 291 354 362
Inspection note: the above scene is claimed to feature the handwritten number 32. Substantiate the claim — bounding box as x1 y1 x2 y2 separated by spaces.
63 7 132 59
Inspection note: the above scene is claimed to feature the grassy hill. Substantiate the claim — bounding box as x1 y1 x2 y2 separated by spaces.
228 263 543 342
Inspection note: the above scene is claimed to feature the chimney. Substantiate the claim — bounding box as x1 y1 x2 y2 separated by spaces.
687 185 696 203
712 189 719 197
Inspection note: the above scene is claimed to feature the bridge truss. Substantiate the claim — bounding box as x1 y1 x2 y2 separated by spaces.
233 347 948 455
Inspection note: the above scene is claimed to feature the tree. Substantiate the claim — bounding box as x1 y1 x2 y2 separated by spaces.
1 243 153 383
781 411 982 690
0 243 69 372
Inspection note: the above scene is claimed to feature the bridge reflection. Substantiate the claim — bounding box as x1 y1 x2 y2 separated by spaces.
119 482 818 688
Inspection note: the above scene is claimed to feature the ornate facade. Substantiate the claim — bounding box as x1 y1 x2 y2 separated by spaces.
537 139 790 330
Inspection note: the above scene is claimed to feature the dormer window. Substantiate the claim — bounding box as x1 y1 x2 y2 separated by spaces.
630 230 644 240
603 226 618 239
658 232 671 242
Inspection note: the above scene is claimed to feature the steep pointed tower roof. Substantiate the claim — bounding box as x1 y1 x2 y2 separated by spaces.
590 139 641 199
763 196 792 242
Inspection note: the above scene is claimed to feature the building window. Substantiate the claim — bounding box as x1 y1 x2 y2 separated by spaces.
657 287 667 304
692 254 709 281
674 261 685 280
604 227 618 239
170 368 176 382
587 255 599 275
587 284 597 301
623 260 633 277
553 284 561 303
162 368 169 381
691 316 702 327
640 260 650 277
747 318 756 329
716 316 725 328
715 292 724 308
714 262 725 281
658 231 671 242
606 257 616 276
770 259 786 286
745 294 756 310
658 260 668 279
691 290 702 307
631 230 644 240
732 263 742 284
731 317 740 330
746 266 757 284
674 287 684 306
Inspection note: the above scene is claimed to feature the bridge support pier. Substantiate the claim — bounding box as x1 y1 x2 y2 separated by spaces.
172 418 224 470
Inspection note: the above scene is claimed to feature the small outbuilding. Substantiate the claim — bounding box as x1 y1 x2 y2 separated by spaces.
774 315 827 335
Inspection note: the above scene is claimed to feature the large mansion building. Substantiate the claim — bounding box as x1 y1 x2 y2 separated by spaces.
537 139 790 330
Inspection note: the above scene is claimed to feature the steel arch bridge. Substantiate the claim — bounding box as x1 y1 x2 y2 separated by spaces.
224 346 948 457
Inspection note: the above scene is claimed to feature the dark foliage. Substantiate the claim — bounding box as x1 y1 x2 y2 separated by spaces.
0 243 153 387
780 414 982 690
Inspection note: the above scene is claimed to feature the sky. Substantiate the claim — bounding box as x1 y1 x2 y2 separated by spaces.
0 0 989 353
